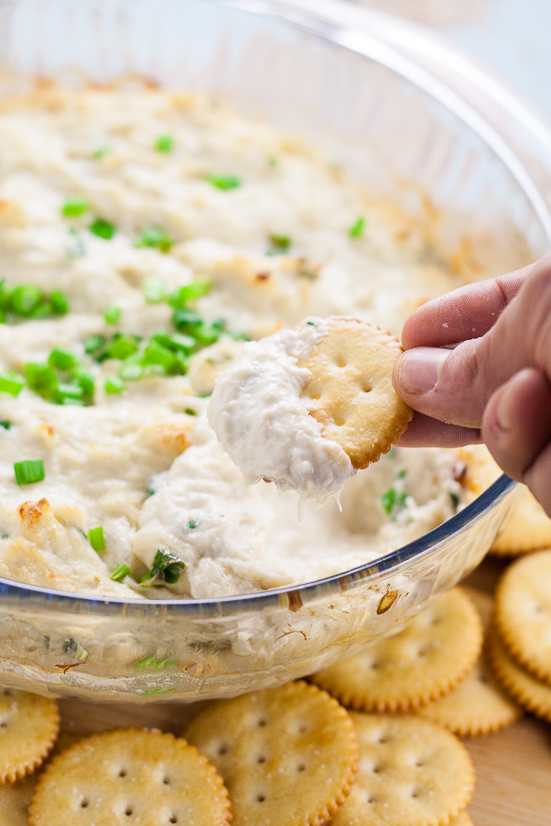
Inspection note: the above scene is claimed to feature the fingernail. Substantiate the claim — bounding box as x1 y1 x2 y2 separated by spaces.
494 383 512 432
399 348 450 395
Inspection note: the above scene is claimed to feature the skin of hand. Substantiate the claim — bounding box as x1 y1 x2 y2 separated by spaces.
392 253 551 517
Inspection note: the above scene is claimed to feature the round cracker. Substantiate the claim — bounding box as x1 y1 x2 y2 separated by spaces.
0 774 36 825
29 728 231 826
417 644 521 736
488 629 551 722
298 317 413 469
0 688 59 783
185 680 358 826
311 588 483 712
495 550 551 684
450 813 474 826
492 487 551 555
331 713 475 826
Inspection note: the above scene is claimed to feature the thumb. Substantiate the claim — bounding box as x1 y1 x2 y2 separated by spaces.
393 260 551 430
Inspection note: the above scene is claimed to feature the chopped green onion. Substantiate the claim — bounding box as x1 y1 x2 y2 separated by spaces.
387 446 397 460
142 275 166 304
48 348 78 371
89 526 105 553
104 305 122 325
9 285 42 317
0 420 11 429
450 492 460 513
93 145 113 158
118 358 144 382
137 688 175 696
193 322 222 347
349 216 366 239
104 376 125 394
171 308 202 333
14 459 45 486
397 468 407 480
268 156 278 167
142 341 178 374
0 371 25 396
269 234 291 251
110 563 131 582
134 226 175 253
61 197 89 218
50 291 70 315
135 655 177 670
167 280 211 309
55 382 84 402
187 519 198 529
144 548 186 585
380 487 408 517
89 219 116 240
84 334 106 357
205 174 242 191
70 366 95 399
74 643 89 661
105 334 139 361
25 363 57 399
185 408 197 417
154 134 174 153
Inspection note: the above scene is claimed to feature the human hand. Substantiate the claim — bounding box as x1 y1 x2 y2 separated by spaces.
393 254 551 516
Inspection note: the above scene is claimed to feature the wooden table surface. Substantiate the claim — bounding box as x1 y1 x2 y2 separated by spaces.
56 556 551 826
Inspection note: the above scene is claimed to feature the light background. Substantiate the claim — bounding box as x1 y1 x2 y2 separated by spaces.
356 0 551 121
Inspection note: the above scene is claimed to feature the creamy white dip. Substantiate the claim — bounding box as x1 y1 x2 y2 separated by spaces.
208 319 354 501
0 86 484 601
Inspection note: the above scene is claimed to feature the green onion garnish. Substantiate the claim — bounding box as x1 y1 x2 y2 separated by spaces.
349 216 366 239
268 156 278 167
105 334 139 361
167 280 211 309
134 226 175 253
118 359 144 382
104 376 125 394
380 487 408 517
84 334 106 357
104 305 122 325
141 275 166 304
93 145 113 158
205 174 242 191
89 219 116 240
14 459 45 486
89 526 106 553
0 420 11 429
50 291 70 315
269 234 291 251
397 468 407 479
135 656 177 670
9 285 42 317
185 408 197 417
70 366 95 399
450 492 460 513
110 563 131 582
143 548 186 585
48 348 78 371
61 197 89 218
142 340 178 374
0 371 25 396
25 363 57 399
154 134 174 153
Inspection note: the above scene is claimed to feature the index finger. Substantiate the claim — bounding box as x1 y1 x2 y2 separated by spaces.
401 259 544 350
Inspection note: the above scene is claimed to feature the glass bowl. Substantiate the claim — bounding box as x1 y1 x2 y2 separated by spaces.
0 0 549 703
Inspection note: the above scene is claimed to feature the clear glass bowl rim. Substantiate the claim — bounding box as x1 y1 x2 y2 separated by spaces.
0 0 544 616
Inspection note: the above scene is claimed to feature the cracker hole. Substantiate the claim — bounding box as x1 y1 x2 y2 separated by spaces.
217 744 228 756
411 788 424 799
163 776 171 785
0 722 7 729
360 381 372 393
372 764 381 773
257 718 267 728
298 724 308 734
169 817 177 824
333 417 346 427
297 763 306 773
257 794 266 803
415 760 425 768
80 800 89 809
334 354 347 368
118 769 127 777
368 797 377 804
378 736 389 744
2 689 11 697
125 806 133 816
257 755 266 765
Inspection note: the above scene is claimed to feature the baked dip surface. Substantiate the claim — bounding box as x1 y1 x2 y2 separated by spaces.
0 86 483 601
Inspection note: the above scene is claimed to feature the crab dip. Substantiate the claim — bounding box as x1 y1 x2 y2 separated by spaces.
0 86 493 601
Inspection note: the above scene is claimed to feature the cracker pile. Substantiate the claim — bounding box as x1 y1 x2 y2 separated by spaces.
5 562 551 824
